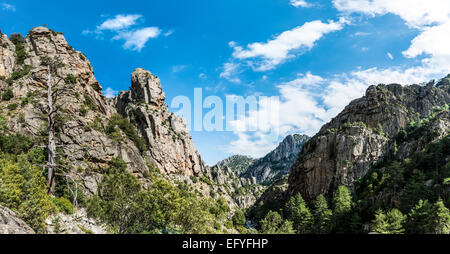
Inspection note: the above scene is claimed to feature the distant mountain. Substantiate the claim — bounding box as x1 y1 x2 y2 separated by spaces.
242 134 309 185
216 134 309 186
216 155 256 176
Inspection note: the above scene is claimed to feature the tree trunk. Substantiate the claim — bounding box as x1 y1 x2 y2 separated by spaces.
47 66 56 194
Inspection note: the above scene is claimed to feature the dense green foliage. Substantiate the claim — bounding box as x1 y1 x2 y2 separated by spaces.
10 33 27 65
284 193 313 234
0 154 56 233
87 157 231 234
371 209 406 234
259 211 295 234
107 114 147 154
2 89 14 101
312 195 333 233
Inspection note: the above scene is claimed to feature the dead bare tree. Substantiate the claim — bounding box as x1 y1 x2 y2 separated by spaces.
46 65 57 193
43 61 78 196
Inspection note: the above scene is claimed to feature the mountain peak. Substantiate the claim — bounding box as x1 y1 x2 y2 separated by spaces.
130 68 165 107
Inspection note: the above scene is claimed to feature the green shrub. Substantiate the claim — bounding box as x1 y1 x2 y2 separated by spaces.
232 209 246 227
91 83 102 92
83 94 98 111
87 157 228 234
107 114 147 153
2 89 14 101
6 65 32 85
64 74 77 84
40 56 52 66
7 103 18 111
52 197 74 215
10 33 27 65
0 133 34 155
0 153 56 233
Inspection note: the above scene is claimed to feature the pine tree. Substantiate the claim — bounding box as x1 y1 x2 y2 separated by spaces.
372 209 406 234
312 194 332 234
260 211 295 234
333 185 352 232
284 193 313 234
431 199 450 234
386 209 406 234
407 200 434 234
349 212 363 233
372 210 389 234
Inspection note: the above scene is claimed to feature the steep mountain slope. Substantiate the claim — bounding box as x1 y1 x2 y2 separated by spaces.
242 134 309 185
288 81 450 201
215 134 309 186
216 155 256 176
0 26 262 234
0 205 35 234
246 79 450 234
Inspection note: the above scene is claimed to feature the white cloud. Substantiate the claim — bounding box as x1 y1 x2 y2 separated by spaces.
2 3 15 11
387 52 394 60
353 31 370 36
164 30 174 37
333 0 450 28
220 62 242 83
97 14 142 31
227 0 450 157
403 21 450 58
333 0 450 83
172 65 187 73
84 14 161 52
113 27 161 52
290 0 312 8
228 19 346 72
103 87 119 98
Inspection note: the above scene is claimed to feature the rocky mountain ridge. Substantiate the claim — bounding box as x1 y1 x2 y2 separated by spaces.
216 134 309 186
288 80 450 201
0 26 259 217
242 134 309 185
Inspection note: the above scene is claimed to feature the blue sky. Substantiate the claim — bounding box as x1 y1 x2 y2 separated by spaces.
1 0 450 165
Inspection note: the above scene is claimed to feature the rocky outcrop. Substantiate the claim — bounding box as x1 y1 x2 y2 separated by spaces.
204 165 265 209
242 134 309 185
288 81 450 201
0 31 15 78
0 205 35 234
46 209 107 234
0 27 149 194
216 155 256 176
0 27 248 211
114 68 205 177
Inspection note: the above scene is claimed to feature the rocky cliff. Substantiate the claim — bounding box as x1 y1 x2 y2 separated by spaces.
114 68 205 177
0 26 250 216
0 205 35 234
216 134 309 186
242 134 309 185
216 155 256 176
288 81 450 201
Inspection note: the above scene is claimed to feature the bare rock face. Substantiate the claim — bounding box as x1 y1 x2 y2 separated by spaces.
204 165 265 209
0 32 15 78
288 82 450 201
0 27 148 194
46 209 107 234
0 205 35 234
216 155 256 176
115 68 204 176
242 134 309 185
0 26 255 212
